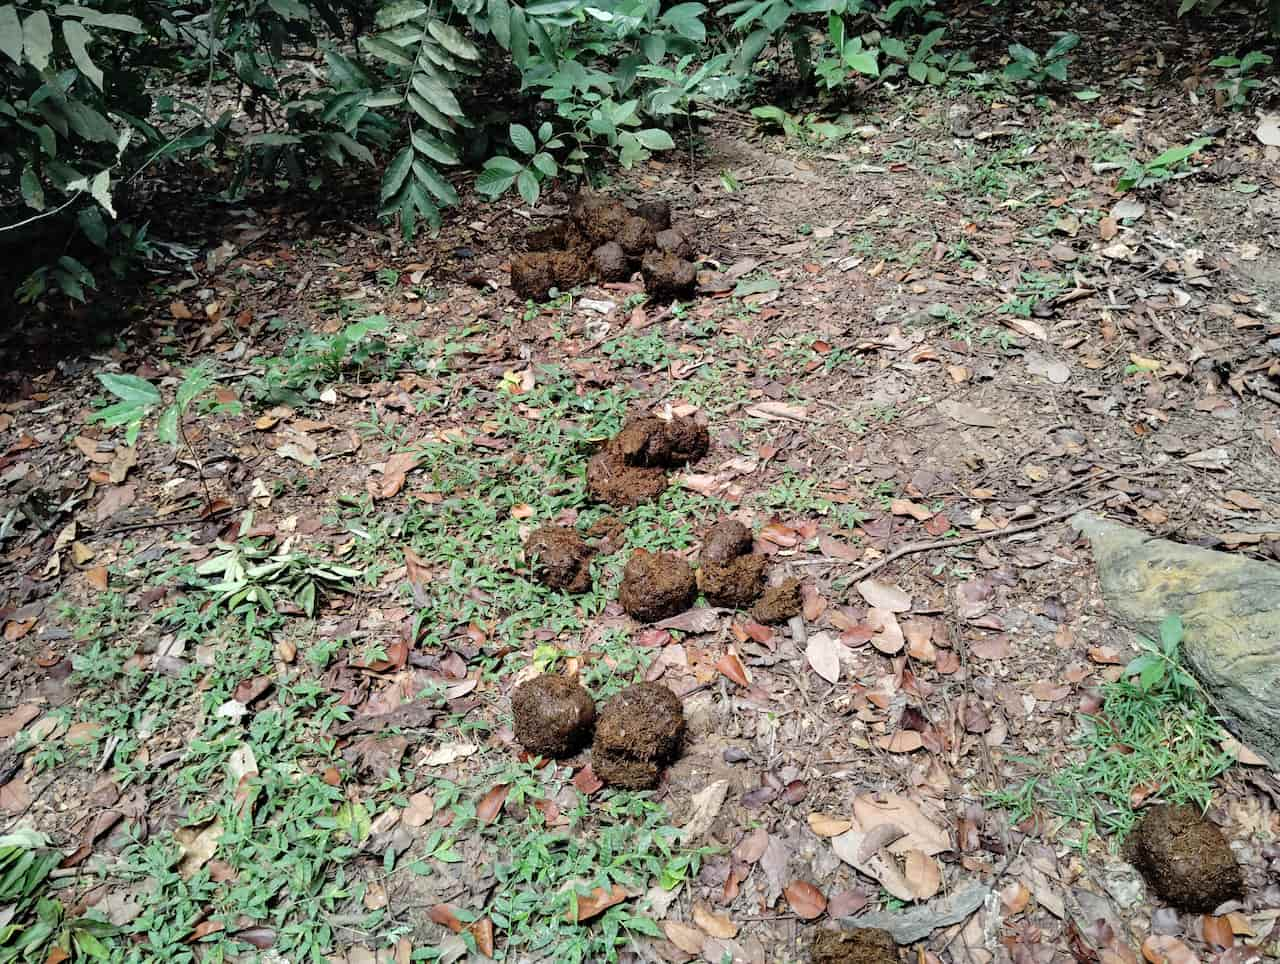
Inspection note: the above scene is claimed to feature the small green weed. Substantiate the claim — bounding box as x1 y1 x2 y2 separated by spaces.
989 616 1233 849
1116 137 1213 193
1210 51 1273 109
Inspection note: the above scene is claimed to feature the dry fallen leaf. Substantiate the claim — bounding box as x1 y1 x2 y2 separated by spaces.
662 920 705 953
784 880 828 920
476 784 509 825
692 901 738 939
806 632 842 684
175 818 223 878
1141 935 1200 964
808 812 852 837
866 608 905 655
904 848 941 900
715 649 751 687
875 731 923 753
574 884 628 922
857 579 913 613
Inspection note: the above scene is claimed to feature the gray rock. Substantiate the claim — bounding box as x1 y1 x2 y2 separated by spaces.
1071 511 1280 767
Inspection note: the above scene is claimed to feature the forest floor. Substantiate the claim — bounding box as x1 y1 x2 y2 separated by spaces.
2 2 1280 963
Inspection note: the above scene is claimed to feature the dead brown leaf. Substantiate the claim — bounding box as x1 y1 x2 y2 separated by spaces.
574 884 628 922
784 880 828 920
692 901 738 939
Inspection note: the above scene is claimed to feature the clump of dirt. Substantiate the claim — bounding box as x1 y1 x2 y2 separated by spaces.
811 928 899 964
753 577 804 624
514 193 695 302
618 549 696 623
572 194 631 246
510 251 590 301
701 517 753 566
698 515 766 608
617 215 657 256
592 682 685 789
592 242 630 282
1131 803 1243 911
526 525 593 593
701 553 767 608
511 675 597 758
655 228 693 260
641 250 697 303
587 416 709 506
635 199 671 231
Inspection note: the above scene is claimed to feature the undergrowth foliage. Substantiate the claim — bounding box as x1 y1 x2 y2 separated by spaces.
4 0 1275 300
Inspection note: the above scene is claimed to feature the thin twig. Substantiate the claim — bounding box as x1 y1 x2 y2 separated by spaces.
830 492 1117 583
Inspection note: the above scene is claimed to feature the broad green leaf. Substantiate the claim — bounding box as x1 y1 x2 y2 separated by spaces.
411 130 459 165
484 155 523 176
1149 137 1211 169
406 90 455 132
410 73 463 117
381 146 414 201
97 373 160 406
843 46 878 76
1045 32 1080 61
0 5 22 65
530 152 556 177
475 165 516 197
907 59 927 83
516 168 539 206
487 0 511 47
156 405 178 445
19 166 43 210
360 35 414 67
88 169 113 217
22 10 51 71
376 0 427 28
634 128 674 150
509 123 536 155
1159 614 1183 651
411 159 458 205
363 90 404 109
427 20 480 60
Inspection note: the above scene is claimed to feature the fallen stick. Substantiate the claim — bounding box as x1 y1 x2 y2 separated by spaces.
805 491 1117 583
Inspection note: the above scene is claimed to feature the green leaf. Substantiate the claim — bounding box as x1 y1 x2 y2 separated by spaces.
475 165 516 197
1159 614 1183 651
410 73 464 118
530 152 556 177
360 35 415 67
88 169 114 218
843 46 879 76
381 146 414 201
411 159 459 206
487 0 511 47
516 168 539 206
376 0 427 28
22 10 51 72
96 373 161 407
156 405 178 445
62 18 101 87
1044 32 1080 61
509 123 536 155
634 128 674 150
0 5 22 65
428 20 480 60
19 166 43 210
1148 137 1211 170
411 130 460 165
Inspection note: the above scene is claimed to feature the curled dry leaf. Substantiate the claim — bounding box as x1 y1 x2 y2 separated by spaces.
876 731 923 753
1201 916 1233 949
1141 935 1200 964
904 849 942 900
808 812 852 837
867 608 905 655
733 826 770 863
663 920 705 954
692 901 739 939
857 580 913 613
574 884 628 922
469 917 495 958
806 631 842 684
784 880 828 920
476 784 509 825
716 649 751 687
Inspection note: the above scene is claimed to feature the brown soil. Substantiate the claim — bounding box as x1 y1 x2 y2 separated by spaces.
613 416 709 468
511 675 597 758
617 216 657 256
811 928 899 964
634 199 671 231
525 219 583 252
510 251 589 301
701 553 767 609
592 242 630 282
525 525 593 593
655 228 693 260
641 251 697 302
572 194 630 246
586 447 669 506
752 577 804 624
618 549 696 623
586 416 709 507
701 516 753 566
1131 803 1243 911
591 682 685 789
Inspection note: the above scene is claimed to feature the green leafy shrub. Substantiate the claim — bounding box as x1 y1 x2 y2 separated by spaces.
1003 32 1079 88
1210 50 1273 108
1116 136 1212 193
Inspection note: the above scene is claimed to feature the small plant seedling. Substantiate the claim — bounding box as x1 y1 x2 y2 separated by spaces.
1116 137 1213 193
1003 32 1080 88
1209 51 1273 109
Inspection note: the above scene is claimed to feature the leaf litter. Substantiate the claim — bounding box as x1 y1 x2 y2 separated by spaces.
2 5 1280 961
